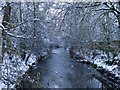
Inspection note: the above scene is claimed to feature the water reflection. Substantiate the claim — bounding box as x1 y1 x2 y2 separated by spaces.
18 48 108 88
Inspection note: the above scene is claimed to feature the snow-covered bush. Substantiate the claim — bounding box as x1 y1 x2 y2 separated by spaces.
1 53 37 88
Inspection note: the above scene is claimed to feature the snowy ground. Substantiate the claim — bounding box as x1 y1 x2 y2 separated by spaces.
75 50 120 78
0 53 37 89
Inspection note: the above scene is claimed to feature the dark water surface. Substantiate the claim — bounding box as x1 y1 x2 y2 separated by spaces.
26 48 111 88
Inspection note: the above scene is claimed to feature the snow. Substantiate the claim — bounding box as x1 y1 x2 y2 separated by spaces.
33 18 39 21
27 54 36 66
4 30 33 39
0 25 35 39
93 58 118 71
42 52 48 56
0 80 15 89
76 50 120 78
93 54 119 78
76 51 80 55
0 80 6 90
118 53 120 60
114 56 118 60
0 53 37 89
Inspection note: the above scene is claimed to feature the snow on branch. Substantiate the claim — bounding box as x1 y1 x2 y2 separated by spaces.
33 18 39 21
0 24 36 39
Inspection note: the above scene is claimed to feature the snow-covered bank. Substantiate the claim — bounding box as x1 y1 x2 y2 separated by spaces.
0 80 6 90
0 53 37 89
74 50 120 87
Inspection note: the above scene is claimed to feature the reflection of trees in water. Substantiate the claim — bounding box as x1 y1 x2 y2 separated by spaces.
16 72 41 89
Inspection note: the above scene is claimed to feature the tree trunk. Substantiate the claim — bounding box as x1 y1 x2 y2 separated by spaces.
25 2 36 64
117 14 120 40
2 3 11 28
0 27 2 79
0 2 11 80
2 3 11 52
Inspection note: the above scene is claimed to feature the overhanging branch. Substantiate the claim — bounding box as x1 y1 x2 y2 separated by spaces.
0 25 35 39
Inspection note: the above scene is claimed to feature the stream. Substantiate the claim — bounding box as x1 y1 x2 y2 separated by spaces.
19 48 113 88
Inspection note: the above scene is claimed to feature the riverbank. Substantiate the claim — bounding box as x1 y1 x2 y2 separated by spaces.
0 50 51 89
0 53 37 89
73 50 120 88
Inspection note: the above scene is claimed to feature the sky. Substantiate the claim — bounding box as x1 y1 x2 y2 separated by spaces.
0 0 119 2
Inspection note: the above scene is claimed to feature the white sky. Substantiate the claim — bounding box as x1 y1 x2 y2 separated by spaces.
0 0 119 2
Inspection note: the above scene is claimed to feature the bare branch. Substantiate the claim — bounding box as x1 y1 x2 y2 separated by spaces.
0 25 35 39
